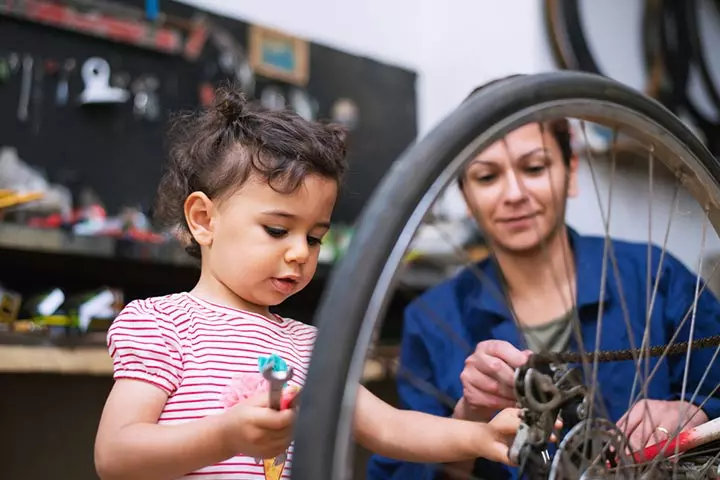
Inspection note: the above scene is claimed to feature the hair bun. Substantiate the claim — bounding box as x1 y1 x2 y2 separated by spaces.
326 122 348 143
213 84 250 124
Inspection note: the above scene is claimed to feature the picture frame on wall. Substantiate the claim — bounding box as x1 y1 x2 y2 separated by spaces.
249 25 309 86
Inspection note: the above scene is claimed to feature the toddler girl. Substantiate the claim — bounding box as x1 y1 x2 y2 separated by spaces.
94 85 522 480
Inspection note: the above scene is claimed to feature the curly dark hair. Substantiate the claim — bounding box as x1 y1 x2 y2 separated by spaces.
458 74 573 186
155 83 349 259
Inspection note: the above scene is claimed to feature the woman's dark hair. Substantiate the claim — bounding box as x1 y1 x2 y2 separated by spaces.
155 83 348 258
458 74 573 185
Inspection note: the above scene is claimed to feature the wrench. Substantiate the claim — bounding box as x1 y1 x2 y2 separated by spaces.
256 363 294 466
262 363 294 410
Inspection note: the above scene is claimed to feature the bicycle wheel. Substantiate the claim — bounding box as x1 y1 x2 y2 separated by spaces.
293 71 720 479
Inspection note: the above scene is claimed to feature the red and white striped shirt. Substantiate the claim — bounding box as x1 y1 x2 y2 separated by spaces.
107 292 317 480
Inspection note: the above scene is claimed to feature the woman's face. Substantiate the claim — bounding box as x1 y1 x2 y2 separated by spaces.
461 123 578 254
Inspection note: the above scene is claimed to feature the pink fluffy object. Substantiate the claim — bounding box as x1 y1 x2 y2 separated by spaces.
220 372 269 408
220 372 300 409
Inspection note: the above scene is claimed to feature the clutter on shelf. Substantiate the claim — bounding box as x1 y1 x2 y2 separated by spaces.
0 284 120 337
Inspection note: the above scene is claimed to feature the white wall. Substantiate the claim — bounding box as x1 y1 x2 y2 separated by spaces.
177 0 423 74
178 0 720 276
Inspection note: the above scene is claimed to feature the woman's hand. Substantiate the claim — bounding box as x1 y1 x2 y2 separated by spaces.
617 399 708 450
458 340 532 417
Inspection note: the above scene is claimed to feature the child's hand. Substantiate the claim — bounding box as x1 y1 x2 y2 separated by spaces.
488 407 523 437
462 408 519 466
220 392 296 460
489 408 563 439
484 408 563 465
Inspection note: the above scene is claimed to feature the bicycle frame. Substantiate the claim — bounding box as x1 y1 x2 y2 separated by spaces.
635 416 720 463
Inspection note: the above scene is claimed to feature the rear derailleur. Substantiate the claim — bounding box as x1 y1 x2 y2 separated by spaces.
508 362 632 480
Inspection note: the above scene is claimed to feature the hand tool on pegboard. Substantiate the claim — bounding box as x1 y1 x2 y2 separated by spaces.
17 55 33 122
32 56 45 135
55 58 76 106
0 56 10 84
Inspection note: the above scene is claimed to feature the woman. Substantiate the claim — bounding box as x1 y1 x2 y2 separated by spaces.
366 82 720 479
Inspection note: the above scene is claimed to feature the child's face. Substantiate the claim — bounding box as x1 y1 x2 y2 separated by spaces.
189 173 338 314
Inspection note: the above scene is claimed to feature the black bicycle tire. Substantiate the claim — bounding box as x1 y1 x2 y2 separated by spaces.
659 0 692 113
660 0 720 153
685 0 720 114
642 0 662 73
642 0 668 101
555 0 601 73
291 71 720 480
551 0 665 102
544 0 570 70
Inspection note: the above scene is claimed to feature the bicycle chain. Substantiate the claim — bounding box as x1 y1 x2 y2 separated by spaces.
529 334 720 366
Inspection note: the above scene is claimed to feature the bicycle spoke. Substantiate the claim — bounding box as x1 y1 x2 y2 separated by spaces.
580 124 618 457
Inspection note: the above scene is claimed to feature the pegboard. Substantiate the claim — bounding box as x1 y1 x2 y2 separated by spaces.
0 0 418 224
